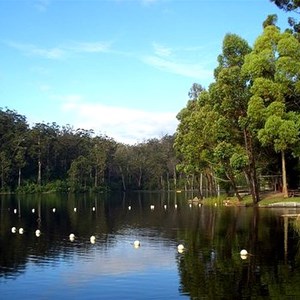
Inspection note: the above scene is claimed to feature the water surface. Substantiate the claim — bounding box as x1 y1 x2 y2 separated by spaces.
0 192 300 299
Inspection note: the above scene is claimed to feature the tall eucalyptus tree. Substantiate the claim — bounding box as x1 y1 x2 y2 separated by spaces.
209 33 261 202
242 25 300 197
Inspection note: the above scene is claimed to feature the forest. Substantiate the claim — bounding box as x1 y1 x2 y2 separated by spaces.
0 109 178 194
1 1 300 205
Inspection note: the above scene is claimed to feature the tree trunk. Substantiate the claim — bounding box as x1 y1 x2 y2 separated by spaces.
173 166 177 190
119 166 126 191
166 172 170 192
37 136 42 186
243 129 260 204
94 167 98 187
138 166 142 189
199 172 203 199
160 175 164 190
37 158 42 186
18 168 21 187
281 150 288 198
226 170 242 201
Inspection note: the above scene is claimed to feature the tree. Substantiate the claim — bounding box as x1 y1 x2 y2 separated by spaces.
263 14 278 28
68 155 92 192
242 25 300 197
175 86 231 196
270 1 300 39
113 143 131 191
270 0 300 11
0 108 29 190
188 83 205 100
91 136 111 189
210 33 261 202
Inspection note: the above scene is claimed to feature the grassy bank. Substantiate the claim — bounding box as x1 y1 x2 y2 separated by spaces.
201 192 300 207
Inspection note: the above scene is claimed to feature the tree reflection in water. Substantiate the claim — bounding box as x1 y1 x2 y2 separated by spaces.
0 192 300 299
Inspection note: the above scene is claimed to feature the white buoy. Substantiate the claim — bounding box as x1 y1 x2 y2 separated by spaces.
199 203 202 207
240 249 248 256
177 244 184 253
32 208 35 213
175 204 178 209
13 209 17 214
164 204 167 209
35 229 41 237
92 207 96 211
128 206 131 210
90 235 96 244
74 207 77 212
150 205 155 210
189 203 192 208
11 227 17 233
134 240 140 248
52 208 56 213
19 228 24 234
214 203 217 207
69 233 75 241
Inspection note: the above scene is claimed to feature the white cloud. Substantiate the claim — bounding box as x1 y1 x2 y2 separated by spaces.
142 42 213 81
6 40 112 60
67 41 112 53
142 55 212 79
7 42 65 60
153 42 172 57
59 95 177 144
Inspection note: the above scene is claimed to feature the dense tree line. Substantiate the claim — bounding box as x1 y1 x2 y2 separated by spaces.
175 9 300 204
0 108 180 193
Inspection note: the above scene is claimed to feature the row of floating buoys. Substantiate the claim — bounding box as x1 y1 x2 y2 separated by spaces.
67 233 96 244
11 207 97 214
11 227 97 243
127 203 204 210
10 229 186 252
11 227 41 237
133 240 185 253
11 204 208 214
10 228 248 258
127 203 202 210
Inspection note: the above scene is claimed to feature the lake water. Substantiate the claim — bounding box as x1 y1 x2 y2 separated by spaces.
0 192 300 299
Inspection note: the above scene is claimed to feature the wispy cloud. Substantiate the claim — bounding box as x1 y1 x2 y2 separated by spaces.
6 42 65 59
143 55 211 79
67 41 112 53
6 41 112 60
153 42 172 57
34 0 51 12
58 94 177 144
142 42 213 80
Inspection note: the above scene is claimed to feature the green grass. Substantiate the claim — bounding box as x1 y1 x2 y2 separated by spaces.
202 192 300 207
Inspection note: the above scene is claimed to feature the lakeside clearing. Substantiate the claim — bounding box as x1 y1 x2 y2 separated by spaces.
200 191 300 207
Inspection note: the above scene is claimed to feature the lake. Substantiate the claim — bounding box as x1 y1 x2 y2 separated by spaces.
0 192 300 299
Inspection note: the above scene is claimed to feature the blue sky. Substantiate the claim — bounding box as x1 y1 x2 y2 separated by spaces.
0 0 292 144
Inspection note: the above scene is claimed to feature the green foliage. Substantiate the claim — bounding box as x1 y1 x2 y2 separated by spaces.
176 23 300 203
230 152 249 172
0 106 178 194
258 116 299 152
